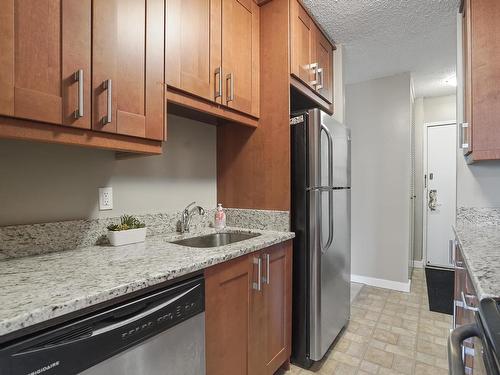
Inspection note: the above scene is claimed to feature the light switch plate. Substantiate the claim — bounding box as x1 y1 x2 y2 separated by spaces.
99 187 113 210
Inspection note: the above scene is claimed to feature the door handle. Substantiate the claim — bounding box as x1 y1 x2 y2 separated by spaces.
74 69 84 119
428 189 439 211
449 239 454 265
226 73 234 103
320 123 334 253
215 67 223 100
252 257 262 291
102 79 112 125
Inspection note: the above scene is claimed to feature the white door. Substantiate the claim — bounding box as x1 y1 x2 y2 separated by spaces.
425 124 457 268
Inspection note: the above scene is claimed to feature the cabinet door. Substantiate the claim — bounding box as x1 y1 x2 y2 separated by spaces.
262 242 292 374
92 0 164 140
314 30 334 104
469 0 500 157
166 0 222 103
462 0 472 155
0 0 91 128
221 0 260 117
290 0 314 87
206 254 257 375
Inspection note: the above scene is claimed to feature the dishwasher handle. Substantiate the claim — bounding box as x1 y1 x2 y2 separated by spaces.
448 323 481 375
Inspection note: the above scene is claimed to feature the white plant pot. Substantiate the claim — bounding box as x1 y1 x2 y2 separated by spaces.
107 227 147 246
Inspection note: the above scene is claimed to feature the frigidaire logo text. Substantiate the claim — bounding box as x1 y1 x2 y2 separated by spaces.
26 361 60 375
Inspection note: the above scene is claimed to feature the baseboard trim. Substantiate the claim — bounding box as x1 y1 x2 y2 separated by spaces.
351 274 411 293
413 260 424 268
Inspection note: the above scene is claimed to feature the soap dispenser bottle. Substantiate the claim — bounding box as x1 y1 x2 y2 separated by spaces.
214 203 226 229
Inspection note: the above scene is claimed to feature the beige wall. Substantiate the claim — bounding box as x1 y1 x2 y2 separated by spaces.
346 73 412 286
0 115 217 226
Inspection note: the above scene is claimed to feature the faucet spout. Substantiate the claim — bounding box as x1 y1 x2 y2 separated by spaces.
180 202 205 233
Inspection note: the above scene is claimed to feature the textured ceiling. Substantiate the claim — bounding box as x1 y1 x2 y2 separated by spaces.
302 0 461 97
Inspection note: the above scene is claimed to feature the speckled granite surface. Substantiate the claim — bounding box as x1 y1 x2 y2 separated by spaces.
0 208 289 260
454 207 500 300
0 227 294 337
0 210 215 260
225 208 289 232
457 207 500 226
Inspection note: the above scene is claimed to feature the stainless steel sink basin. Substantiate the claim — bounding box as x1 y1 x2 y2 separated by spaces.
171 232 261 248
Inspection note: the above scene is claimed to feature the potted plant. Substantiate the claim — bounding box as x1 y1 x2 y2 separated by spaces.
107 215 147 246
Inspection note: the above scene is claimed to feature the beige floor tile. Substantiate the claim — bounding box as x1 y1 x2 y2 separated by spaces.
279 270 452 375
364 346 394 368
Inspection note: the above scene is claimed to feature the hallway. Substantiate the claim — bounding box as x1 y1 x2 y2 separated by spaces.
285 269 451 374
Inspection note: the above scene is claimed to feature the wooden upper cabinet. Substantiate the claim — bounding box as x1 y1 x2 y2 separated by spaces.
290 0 314 87
165 0 259 118
314 29 334 104
0 0 91 128
221 0 260 117
461 0 500 161
166 0 222 103
92 0 165 141
290 0 335 105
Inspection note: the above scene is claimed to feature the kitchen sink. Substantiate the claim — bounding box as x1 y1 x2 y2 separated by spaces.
171 232 261 248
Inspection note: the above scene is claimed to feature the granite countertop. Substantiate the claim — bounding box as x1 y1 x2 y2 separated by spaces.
0 227 294 338
454 223 500 300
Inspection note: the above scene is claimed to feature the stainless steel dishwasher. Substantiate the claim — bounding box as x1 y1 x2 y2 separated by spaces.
0 276 205 375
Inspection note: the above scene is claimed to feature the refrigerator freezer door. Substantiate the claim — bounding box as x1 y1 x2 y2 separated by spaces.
321 111 351 188
309 189 351 361
308 108 350 189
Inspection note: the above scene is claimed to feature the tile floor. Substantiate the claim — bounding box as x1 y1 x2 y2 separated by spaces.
280 269 452 375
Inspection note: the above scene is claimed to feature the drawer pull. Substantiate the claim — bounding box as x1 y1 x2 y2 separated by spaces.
461 291 479 312
252 257 262 291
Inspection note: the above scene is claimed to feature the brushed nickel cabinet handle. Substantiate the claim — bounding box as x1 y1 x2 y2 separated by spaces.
460 122 469 149
102 79 112 125
252 257 262 291
74 69 84 119
215 67 223 99
310 63 319 86
263 253 270 285
317 67 324 90
226 73 234 103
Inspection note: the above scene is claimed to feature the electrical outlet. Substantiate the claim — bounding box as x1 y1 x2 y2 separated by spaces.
99 187 113 211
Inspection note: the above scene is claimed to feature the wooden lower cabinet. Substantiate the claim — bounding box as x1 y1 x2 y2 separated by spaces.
205 241 292 375
453 239 480 372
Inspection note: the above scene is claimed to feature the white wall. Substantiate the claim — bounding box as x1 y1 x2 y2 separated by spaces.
346 72 411 288
0 115 217 226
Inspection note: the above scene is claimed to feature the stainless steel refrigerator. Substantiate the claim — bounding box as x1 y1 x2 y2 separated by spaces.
290 108 351 368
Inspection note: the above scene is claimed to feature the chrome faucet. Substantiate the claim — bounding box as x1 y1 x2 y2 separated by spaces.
180 202 205 233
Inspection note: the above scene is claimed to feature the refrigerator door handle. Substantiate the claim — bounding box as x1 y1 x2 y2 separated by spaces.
320 123 335 252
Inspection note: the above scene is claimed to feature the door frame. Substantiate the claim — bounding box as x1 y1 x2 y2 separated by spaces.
422 120 457 269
